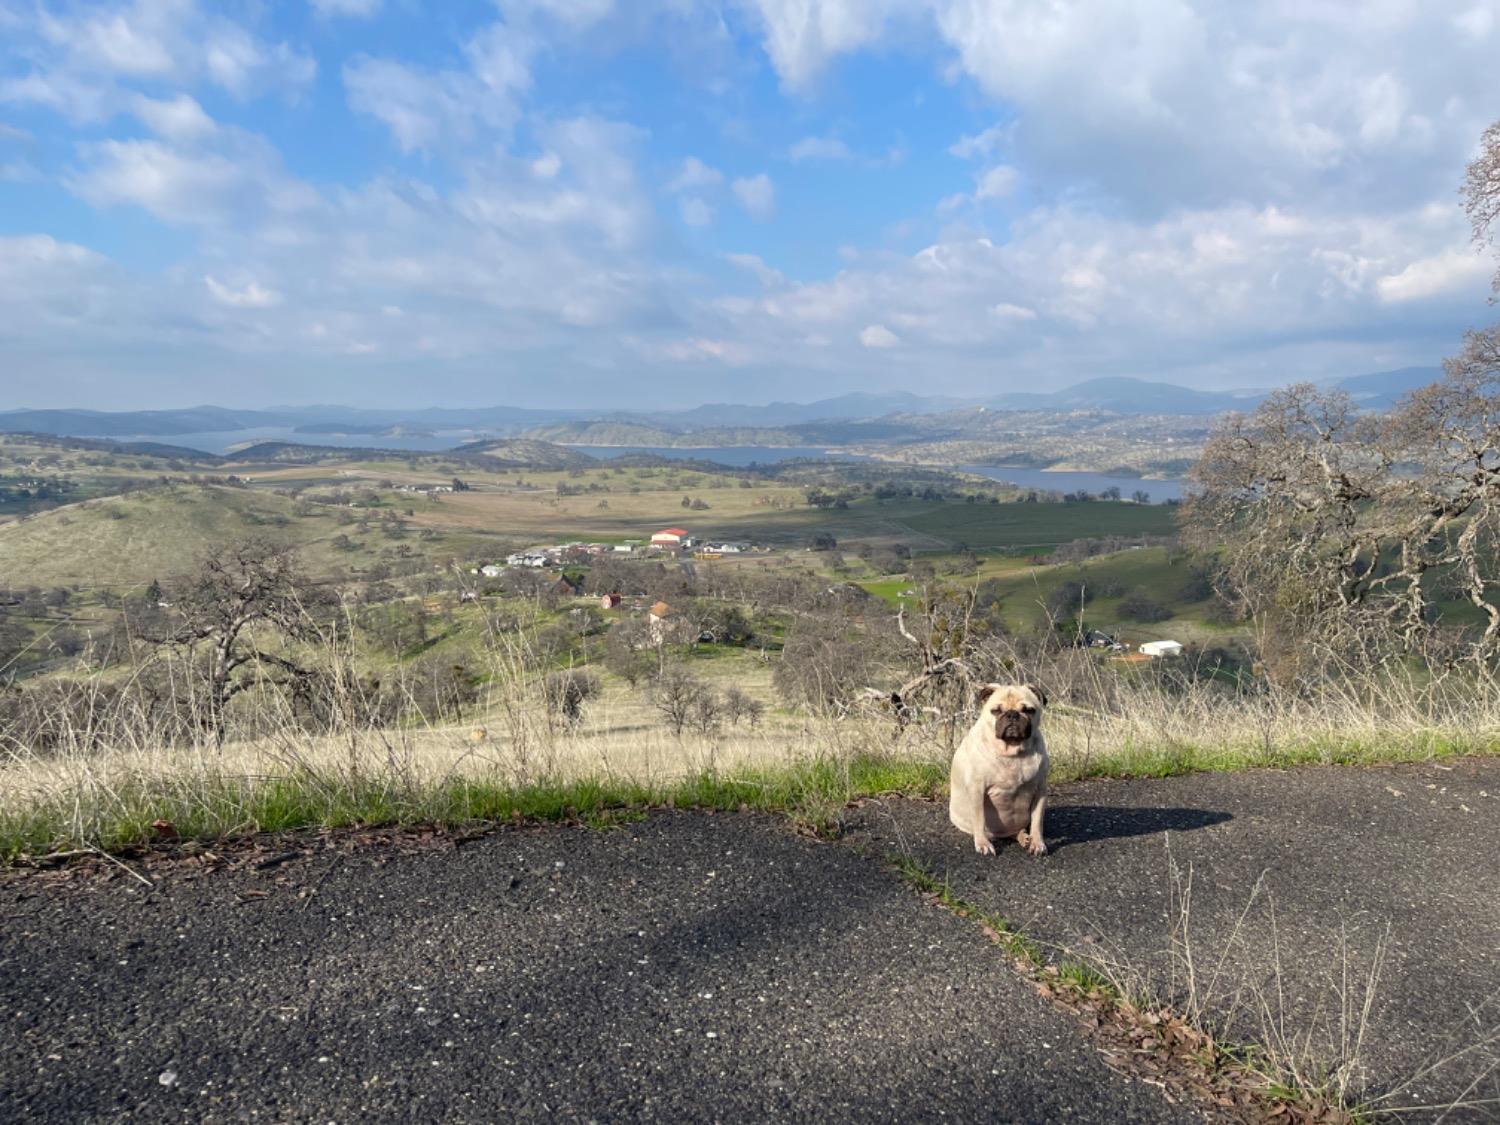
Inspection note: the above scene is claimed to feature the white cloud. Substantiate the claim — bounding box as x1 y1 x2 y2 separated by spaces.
990 302 1036 321
975 164 1018 201
4 1 1497 406
531 151 562 179
743 0 907 90
18 105 668 378
789 135 852 161
732 194 1489 386
679 197 714 226
1376 249 1490 303
344 57 478 154
203 28 315 99
725 252 785 287
204 275 282 308
732 172 775 219
15 0 316 114
343 21 535 154
505 0 617 29
743 0 1500 217
132 94 216 142
659 336 749 363
1 233 106 271
668 156 723 193
71 140 251 224
70 133 316 226
311 0 382 17
949 122 1010 161
464 22 538 96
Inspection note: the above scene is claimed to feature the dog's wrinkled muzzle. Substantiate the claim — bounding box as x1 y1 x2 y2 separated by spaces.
995 710 1031 744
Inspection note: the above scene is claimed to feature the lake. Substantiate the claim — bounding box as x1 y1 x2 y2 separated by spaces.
959 465 1185 503
102 431 1185 501
580 446 1185 502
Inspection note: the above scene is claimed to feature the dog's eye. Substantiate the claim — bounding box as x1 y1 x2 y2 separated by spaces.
1021 706 1035 714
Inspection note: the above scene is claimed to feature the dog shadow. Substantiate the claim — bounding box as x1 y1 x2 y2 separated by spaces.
1042 804 1232 853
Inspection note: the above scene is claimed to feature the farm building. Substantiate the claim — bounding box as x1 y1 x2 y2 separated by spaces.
506 551 552 568
646 600 691 646
600 592 622 609
550 574 583 598
1139 640 1184 658
650 528 691 548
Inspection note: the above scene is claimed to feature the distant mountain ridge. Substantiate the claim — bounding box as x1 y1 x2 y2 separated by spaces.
0 367 1447 446
1331 366 1443 409
987 377 1264 416
625 391 967 428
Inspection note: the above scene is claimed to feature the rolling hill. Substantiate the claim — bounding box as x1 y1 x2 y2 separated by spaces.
447 438 599 469
0 485 341 587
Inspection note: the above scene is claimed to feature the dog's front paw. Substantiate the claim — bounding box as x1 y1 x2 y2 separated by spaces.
973 834 996 856
1019 831 1047 857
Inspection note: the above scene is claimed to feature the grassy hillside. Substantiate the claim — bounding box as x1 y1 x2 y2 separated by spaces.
0 485 345 588
450 439 599 468
900 500 1177 550
523 421 807 446
983 547 1222 641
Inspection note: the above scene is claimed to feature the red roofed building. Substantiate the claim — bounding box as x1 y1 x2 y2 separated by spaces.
650 527 691 548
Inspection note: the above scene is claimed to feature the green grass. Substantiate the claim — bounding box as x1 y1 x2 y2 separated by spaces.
899 500 1178 550
889 854 1044 965
0 754 949 862
1060 726 1489 782
967 546 1222 637
854 577 915 606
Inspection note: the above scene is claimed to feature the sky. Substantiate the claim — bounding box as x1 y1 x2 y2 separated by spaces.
2 0 1499 410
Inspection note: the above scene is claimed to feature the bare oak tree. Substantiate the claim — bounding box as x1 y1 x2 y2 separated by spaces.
156 540 326 741
1185 120 1500 676
1464 119 1500 294
1184 357 1500 674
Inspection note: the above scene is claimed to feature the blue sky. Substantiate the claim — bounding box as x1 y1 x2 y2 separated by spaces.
2 0 1498 409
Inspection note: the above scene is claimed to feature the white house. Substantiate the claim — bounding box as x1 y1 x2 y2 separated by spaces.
1139 640 1184 658
479 564 504 578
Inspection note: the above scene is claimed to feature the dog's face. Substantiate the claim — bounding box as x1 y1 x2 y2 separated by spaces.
975 683 1047 748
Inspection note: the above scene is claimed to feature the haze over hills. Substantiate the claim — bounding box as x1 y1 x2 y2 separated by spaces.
0 368 1445 447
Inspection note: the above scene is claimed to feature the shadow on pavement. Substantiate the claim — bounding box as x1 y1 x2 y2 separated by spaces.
1044 804 1232 852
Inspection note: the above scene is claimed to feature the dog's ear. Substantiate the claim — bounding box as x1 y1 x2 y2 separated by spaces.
1025 682 1048 707
975 683 999 707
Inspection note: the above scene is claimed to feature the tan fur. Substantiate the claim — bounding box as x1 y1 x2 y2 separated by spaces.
948 683 1050 856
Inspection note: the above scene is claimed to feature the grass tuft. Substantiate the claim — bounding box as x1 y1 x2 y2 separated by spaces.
0 752 948 863
887 854 1361 1123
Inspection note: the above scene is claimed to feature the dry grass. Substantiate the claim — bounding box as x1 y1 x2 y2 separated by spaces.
4 648 1497 862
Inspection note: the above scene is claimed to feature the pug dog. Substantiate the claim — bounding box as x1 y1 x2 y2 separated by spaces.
949 683 1049 856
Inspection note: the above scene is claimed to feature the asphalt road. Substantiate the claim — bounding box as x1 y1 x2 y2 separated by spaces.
1 811 1196 1124
850 757 1500 1120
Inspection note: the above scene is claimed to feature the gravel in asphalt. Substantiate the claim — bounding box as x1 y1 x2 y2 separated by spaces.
1 810 1200 1124
848 757 1500 1120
